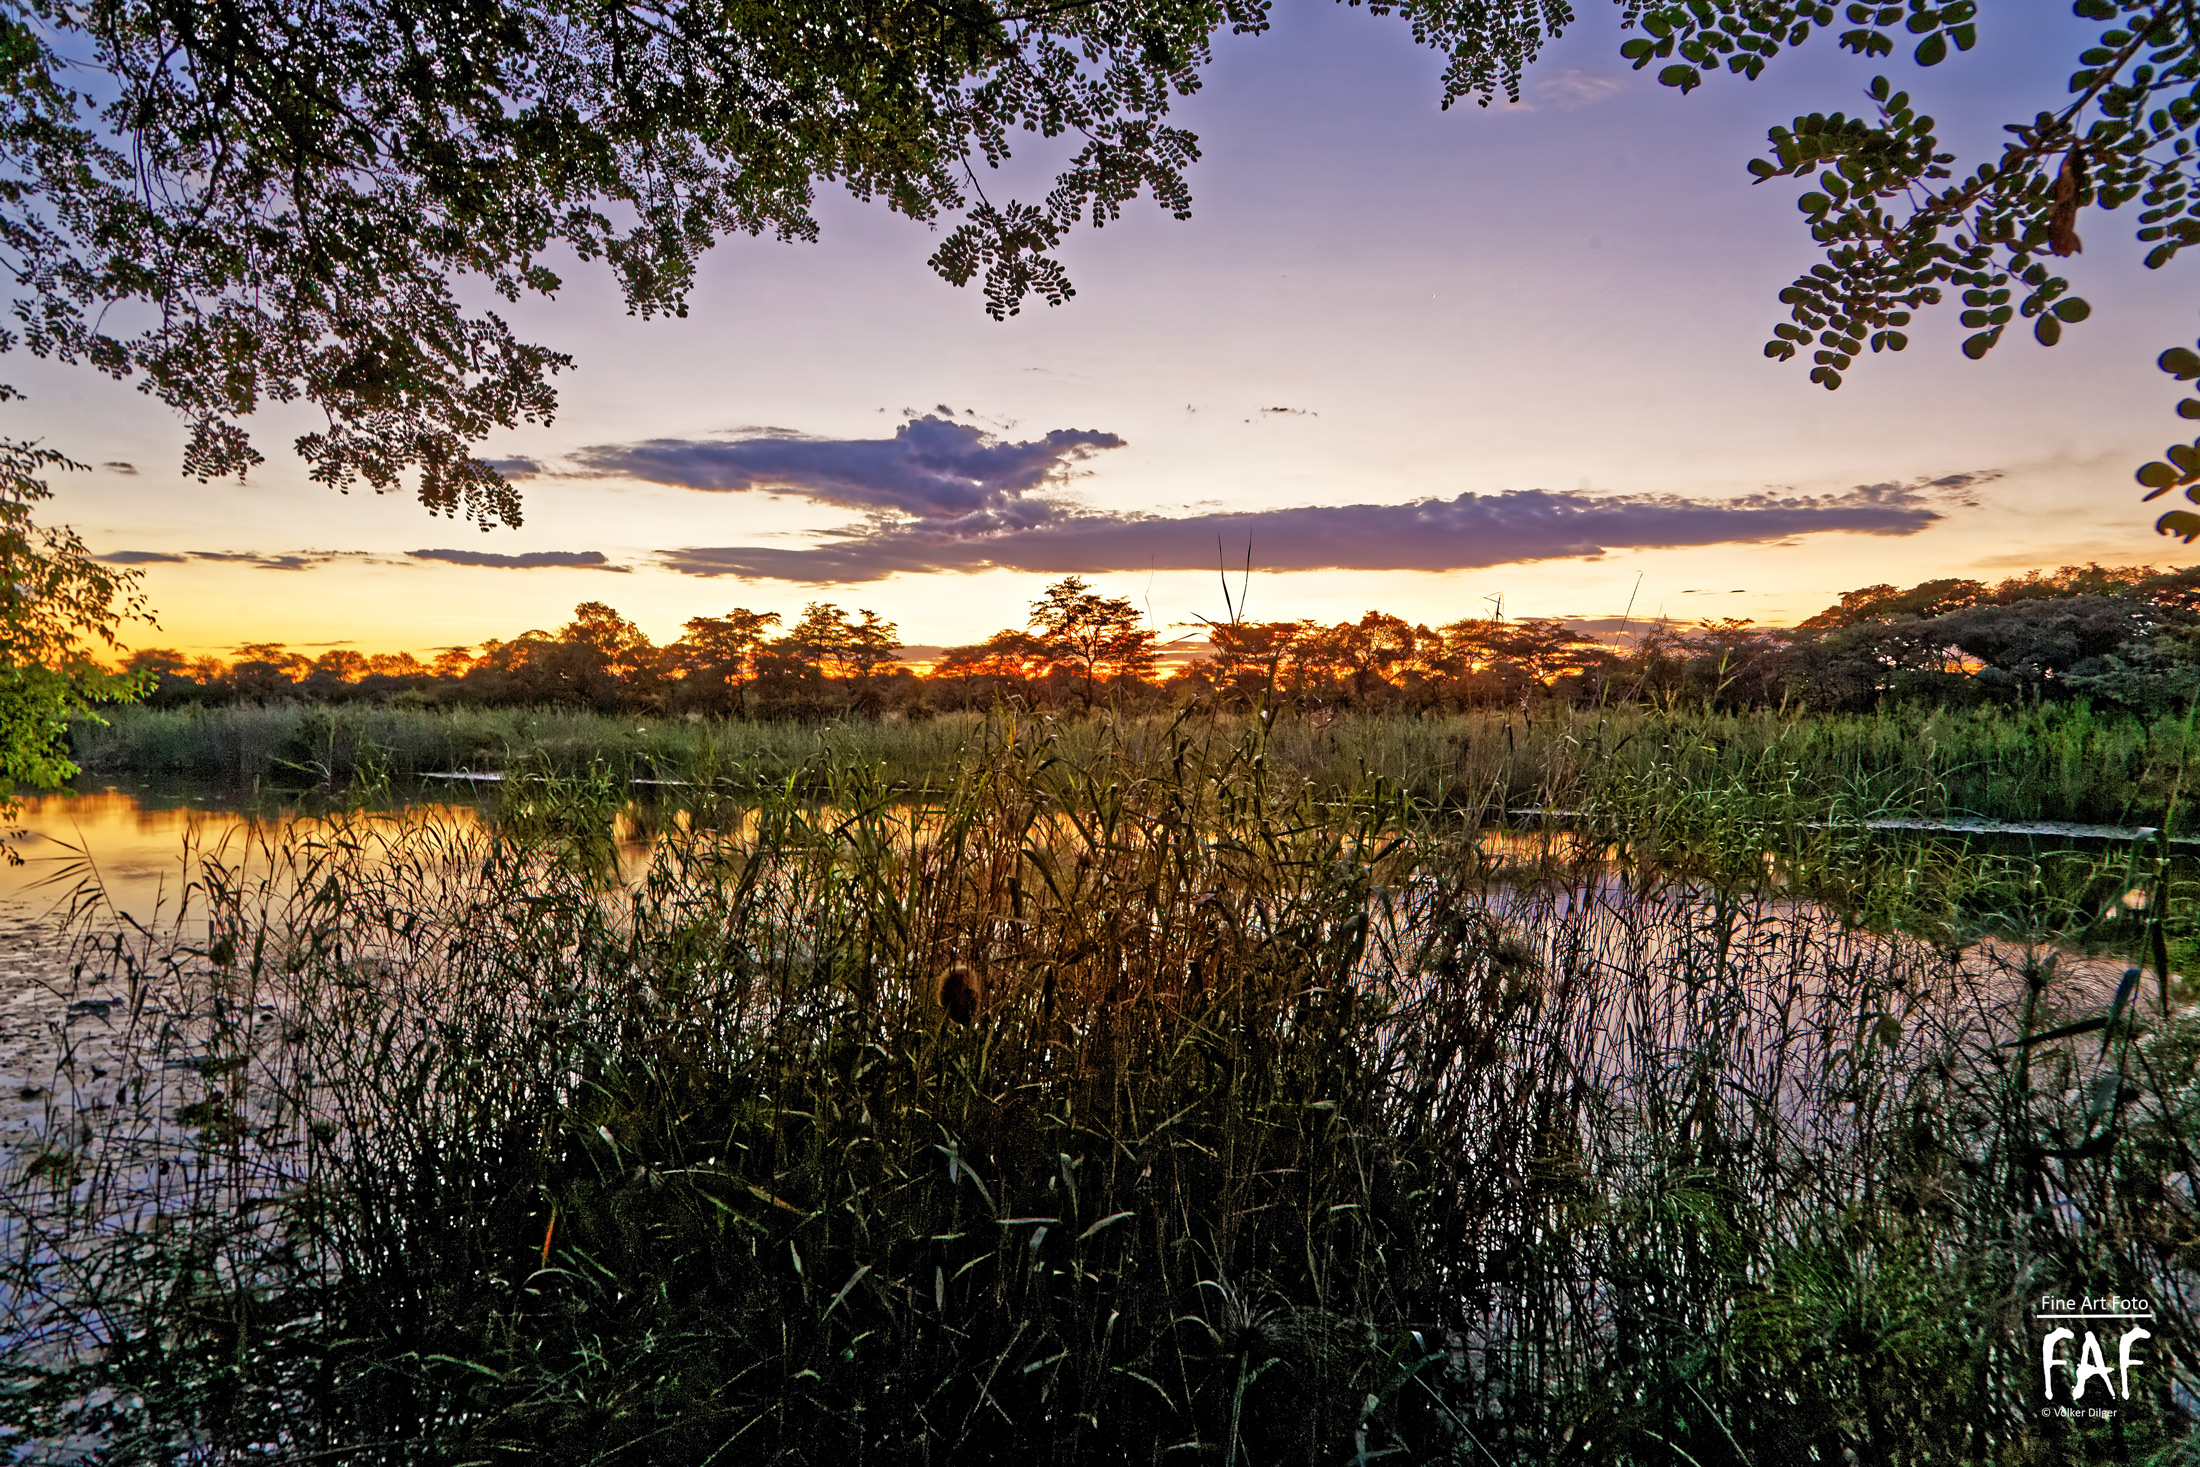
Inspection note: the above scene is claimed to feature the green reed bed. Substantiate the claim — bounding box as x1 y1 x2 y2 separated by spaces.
3 711 2197 1463
69 699 2200 835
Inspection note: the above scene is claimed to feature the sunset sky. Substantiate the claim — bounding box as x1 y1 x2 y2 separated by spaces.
13 1 2189 660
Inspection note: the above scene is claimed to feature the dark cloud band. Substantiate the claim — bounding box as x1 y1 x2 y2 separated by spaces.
98 549 376 571
97 547 614 573
572 416 1124 523
408 548 624 571
657 484 1946 583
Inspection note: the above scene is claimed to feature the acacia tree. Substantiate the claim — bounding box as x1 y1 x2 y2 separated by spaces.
776 604 901 680
1028 576 1157 705
672 609 783 716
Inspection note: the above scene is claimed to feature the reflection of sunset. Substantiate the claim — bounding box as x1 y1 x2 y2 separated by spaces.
0 791 493 923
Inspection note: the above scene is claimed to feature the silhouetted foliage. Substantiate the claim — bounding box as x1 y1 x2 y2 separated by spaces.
115 563 2200 722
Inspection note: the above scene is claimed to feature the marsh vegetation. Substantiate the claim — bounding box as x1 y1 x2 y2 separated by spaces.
67 697 2200 837
3 709 2197 1463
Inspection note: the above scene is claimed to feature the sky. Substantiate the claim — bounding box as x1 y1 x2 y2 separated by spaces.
12 1 2193 660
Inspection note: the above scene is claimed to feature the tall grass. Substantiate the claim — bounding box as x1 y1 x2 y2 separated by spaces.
70 699 2200 833
4 710 2195 1462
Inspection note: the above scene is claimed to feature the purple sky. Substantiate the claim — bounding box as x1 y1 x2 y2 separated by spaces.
27 1 2190 655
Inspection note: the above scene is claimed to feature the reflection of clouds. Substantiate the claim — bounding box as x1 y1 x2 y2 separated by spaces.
407 549 626 572
659 481 1949 584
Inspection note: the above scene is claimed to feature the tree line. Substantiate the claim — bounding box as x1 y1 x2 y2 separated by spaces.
112 566 2200 719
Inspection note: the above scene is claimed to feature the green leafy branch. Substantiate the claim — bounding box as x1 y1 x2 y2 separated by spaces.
1619 0 2200 532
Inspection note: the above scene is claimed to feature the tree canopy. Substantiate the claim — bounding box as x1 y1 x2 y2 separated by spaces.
0 0 2192 525
0 436 145 808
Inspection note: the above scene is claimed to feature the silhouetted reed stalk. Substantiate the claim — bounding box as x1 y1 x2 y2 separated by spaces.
3 709 2194 1463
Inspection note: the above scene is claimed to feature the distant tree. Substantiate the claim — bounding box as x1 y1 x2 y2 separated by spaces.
559 604 652 675
312 650 371 681
1435 616 1610 703
1798 579 1987 629
1300 613 1430 706
121 648 190 679
931 629 1054 707
840 610 905 680
778 604 902 681
228 643 309 700
365 651 427 679
1029 578 1157 706
672 609 783 716
1203 620 1317 706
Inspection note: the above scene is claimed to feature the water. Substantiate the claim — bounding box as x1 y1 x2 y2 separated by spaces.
0 783 503 924
0 781 2170 1462
0 781 2163 1147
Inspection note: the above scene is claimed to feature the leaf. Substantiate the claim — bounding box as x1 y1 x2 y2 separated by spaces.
1914 31 1947 65
1078 1210 1137 1242
2157 509 2200 541
2158 346 2200 379
1999 1015 2107 1047
2098 967 2142 1053
1961 330 1998 360
2051 297 2091 322
1658 63 1702 91
2035 315 2062 346
2139 460 2182 491
823 1263 871 1319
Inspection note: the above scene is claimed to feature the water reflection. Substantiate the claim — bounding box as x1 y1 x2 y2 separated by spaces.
0 784 500 922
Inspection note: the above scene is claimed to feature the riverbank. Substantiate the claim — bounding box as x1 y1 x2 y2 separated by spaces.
65 698 2200 833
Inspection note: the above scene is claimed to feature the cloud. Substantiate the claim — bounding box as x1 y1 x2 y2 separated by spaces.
99 549 397 571
96 550 186 564
99 544 618 573
658 481 1950 583
1535 70 1623 109
184 550 370 572
100 461 136 475
570 415 1124 525
407 548 626 571
485 457 543 481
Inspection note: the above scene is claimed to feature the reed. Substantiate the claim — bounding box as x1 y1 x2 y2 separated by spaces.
4 709 2194 1463
69 699 2200 835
